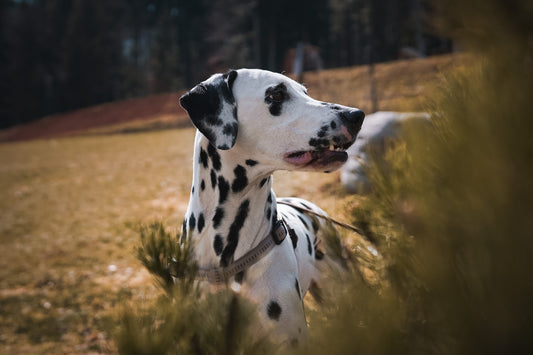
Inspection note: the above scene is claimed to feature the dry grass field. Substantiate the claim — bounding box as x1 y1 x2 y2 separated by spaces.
0 128 353 353
0 55 460 353
0 131 194 353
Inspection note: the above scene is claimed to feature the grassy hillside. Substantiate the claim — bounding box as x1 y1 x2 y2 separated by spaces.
0 55 462 353
0 54 459 142
0 131 193 353
0 92 191 142
301 54 460 113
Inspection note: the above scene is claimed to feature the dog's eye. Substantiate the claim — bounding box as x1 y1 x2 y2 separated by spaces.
265 83 288 104
268 91 286 102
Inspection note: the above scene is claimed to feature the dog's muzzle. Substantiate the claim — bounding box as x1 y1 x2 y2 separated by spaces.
339 108 365 137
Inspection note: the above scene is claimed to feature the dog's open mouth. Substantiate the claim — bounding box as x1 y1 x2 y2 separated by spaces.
284 144 349 168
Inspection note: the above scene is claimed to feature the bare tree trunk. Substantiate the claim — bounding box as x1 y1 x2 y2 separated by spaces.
267 13 277 71
365 0 379 113
368 62 378 113
412 0 426 55
293 41 304 83
253 13 262 68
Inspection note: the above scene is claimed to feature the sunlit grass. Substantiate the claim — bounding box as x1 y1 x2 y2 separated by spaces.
0 128 349 353
0 130 197 352
1 130 195 283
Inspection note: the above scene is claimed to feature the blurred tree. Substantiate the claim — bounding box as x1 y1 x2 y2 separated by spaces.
174 1 207 87
204 0 257 72
119 0 150 98
0 0 451 128
255 0 330 70
62 0 125 111
1 0 53 127
147 0 181 92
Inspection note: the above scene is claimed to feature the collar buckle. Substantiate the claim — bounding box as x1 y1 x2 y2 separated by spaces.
272 219 288 245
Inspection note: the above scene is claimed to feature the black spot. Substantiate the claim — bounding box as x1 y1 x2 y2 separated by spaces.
189 213 196 231
234 271 245 284
207 144 222 171
315 248 325 260
191 186 195 194
300 202 313 210
181 219 187 236
213 207 225 228
218 176 230 204
306 233 313 255
289 228 298 249
331 121 337 129
266 207 271 221
267 193 272 203
231 165 248 193
213 234 224 256
297 215 310 229
245 159 258 166
197 213 205 233
222 123 232 135
201 180 205 191
271 207 278 229
223 122 238 138
210 169 217 189
317 125 329 138
264 83 288 116
220 200 250 267
309 137 329 148
268 102 282 116
260 178 268 188
199 148 209 169
311 217 320 233
267 301 282 321
295 279 302 299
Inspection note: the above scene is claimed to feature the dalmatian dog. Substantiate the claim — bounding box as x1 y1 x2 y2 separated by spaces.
179 69 364 347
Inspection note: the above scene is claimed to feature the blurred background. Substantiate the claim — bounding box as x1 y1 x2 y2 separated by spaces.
0 0 452 129
1 0 532 353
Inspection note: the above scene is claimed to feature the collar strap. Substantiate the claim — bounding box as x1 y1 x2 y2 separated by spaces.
196 219 288 284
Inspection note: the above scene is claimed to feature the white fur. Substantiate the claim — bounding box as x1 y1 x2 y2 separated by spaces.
180 69 363 347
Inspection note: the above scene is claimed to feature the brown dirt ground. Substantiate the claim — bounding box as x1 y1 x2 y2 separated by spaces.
0 92 191 142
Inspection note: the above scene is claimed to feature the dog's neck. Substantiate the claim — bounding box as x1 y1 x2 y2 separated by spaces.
183 132 277 268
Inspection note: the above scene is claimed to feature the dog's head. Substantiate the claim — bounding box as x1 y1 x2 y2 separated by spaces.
180 69 364 172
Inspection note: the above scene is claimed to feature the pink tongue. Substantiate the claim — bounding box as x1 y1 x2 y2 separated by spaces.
284 151 313 165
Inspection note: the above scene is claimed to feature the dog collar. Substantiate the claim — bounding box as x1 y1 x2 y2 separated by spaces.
195 219 288 284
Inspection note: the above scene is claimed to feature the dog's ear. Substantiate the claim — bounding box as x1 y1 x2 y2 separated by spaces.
179 70 238 150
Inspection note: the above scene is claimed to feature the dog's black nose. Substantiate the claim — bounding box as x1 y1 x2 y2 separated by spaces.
340 109 365 133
